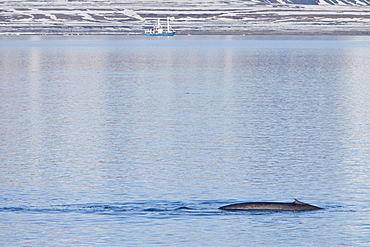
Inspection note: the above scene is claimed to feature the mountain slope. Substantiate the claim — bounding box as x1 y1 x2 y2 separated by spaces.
1 0 370 34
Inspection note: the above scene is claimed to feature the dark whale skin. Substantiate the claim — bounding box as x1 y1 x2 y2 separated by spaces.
219 199 322 211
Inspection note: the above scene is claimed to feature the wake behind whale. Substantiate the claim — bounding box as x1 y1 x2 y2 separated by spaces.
219 199 322 211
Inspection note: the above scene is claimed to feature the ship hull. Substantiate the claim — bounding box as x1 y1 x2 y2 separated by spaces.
145 31 176 36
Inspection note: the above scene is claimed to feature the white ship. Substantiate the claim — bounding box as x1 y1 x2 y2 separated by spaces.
145 17 176 36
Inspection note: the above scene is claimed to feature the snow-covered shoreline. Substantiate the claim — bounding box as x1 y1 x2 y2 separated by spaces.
1 0 370 35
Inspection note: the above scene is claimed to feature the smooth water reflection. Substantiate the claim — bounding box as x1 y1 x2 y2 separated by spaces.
1 35 370 246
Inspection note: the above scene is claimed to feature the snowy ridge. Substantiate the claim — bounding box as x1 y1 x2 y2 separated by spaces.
266 0 370 5
1 0 370 34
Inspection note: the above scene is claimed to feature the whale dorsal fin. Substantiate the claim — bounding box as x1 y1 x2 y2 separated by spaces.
293 199 306 205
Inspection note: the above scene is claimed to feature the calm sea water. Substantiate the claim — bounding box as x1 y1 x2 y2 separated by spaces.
1 35 369 246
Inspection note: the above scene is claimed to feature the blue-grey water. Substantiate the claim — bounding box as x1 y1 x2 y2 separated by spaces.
1 35 369 246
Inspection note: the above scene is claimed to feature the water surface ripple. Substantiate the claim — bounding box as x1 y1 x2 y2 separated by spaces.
1 35 370 246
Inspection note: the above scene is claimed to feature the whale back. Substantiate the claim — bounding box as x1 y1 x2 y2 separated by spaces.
219 199 322 211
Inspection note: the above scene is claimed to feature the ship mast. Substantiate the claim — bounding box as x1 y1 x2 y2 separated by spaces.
156 19 161 29
167 17 170 33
